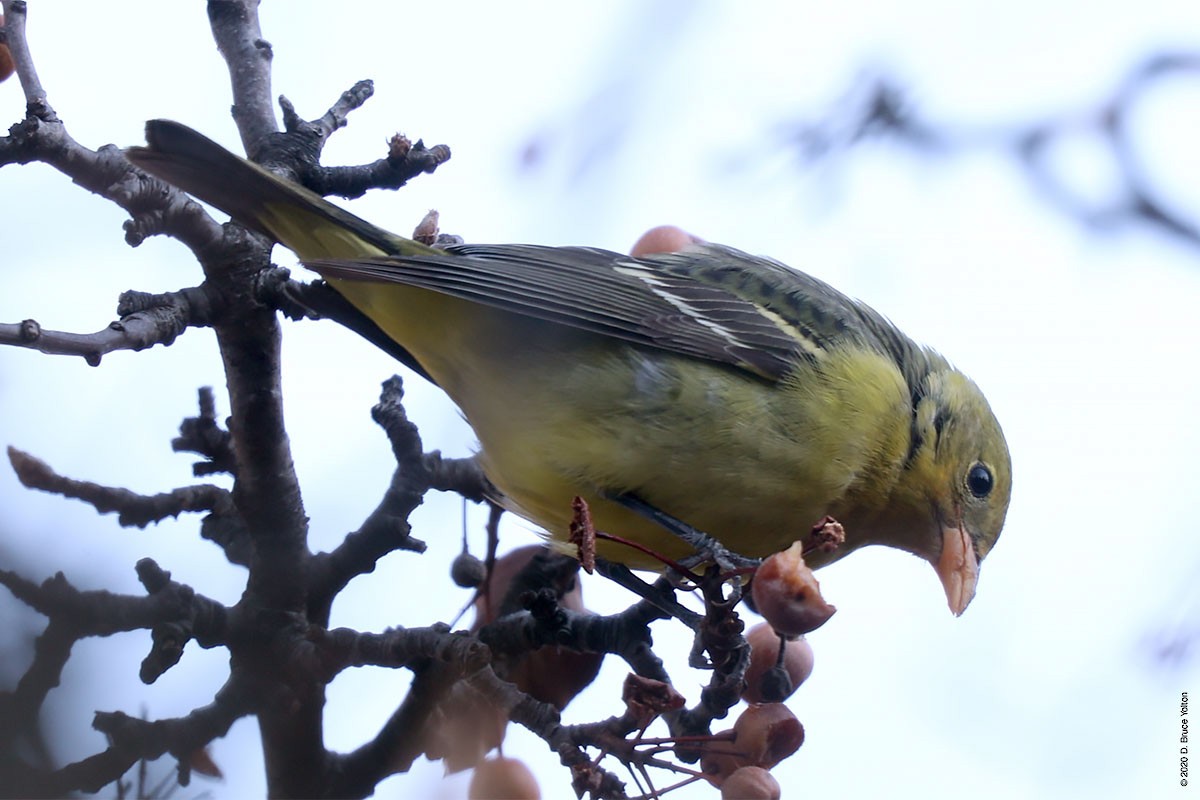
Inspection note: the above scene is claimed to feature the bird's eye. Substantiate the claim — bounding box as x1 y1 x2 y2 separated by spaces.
966 463 993 498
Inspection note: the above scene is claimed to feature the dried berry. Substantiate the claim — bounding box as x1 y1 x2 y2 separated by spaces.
0 45 12 84
702 703 805 784
630 225 702 257
732 703 805 768
473 546 602 707
721 766 781 800
699 728 742 785
0 12 13 85
742 623 814 703
751 542 836 636
468 756 541 800
451 551 487 588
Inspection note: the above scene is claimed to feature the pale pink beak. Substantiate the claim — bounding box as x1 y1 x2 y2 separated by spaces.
935 524 979 616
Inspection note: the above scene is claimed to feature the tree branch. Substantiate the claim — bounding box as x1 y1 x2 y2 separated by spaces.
0 284 218 365
306 134 453 200
172 387 238 478
330 659 460 794
280 80 375 142
0 1 50 113
0 560 229 646
0 3 226 255
0 618 76 741
47 675 253 795
7 446 232 529
309 624 490 682
208 0 277 153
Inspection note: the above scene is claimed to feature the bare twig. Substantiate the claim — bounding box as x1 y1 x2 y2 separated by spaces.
306 134 453 200
0 3 225 255
0 560 228 643
424 453 492 503
8 446 232 529
595 560 702 629
57 676 254 794
670 568 750 749
172 387 237 477
329 659 461 794
281 79 375 142
0 285 218 365
0 1 50 112
208 0 277 153
308 377 431 622
0 618 75 735
309 624 490 682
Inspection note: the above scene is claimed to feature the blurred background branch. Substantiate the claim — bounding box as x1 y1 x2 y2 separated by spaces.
776 52 1200 249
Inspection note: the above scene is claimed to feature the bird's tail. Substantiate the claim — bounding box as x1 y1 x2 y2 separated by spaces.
125 119 431 261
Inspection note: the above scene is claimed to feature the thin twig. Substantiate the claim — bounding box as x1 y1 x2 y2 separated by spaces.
8 446 232 528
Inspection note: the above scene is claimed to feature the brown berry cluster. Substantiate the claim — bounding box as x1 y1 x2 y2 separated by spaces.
0 12 14 84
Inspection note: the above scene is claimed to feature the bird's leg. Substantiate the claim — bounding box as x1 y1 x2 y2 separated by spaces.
607 493 760 573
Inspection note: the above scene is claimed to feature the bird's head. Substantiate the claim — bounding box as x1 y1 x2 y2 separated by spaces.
897 367 1011 615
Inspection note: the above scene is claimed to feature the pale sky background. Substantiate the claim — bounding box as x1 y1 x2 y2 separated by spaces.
2 2 1198 799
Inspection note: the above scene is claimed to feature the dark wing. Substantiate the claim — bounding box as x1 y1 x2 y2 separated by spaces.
306 242 929 384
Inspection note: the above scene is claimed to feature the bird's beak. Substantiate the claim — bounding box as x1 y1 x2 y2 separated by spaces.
935 523 978 616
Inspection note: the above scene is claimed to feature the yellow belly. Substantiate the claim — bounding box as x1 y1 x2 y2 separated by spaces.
329 277 911 568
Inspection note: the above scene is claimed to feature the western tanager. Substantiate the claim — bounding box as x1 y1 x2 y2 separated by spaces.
127 120 1011 615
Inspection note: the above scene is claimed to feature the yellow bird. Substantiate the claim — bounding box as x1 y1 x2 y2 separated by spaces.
127 120 1011 615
